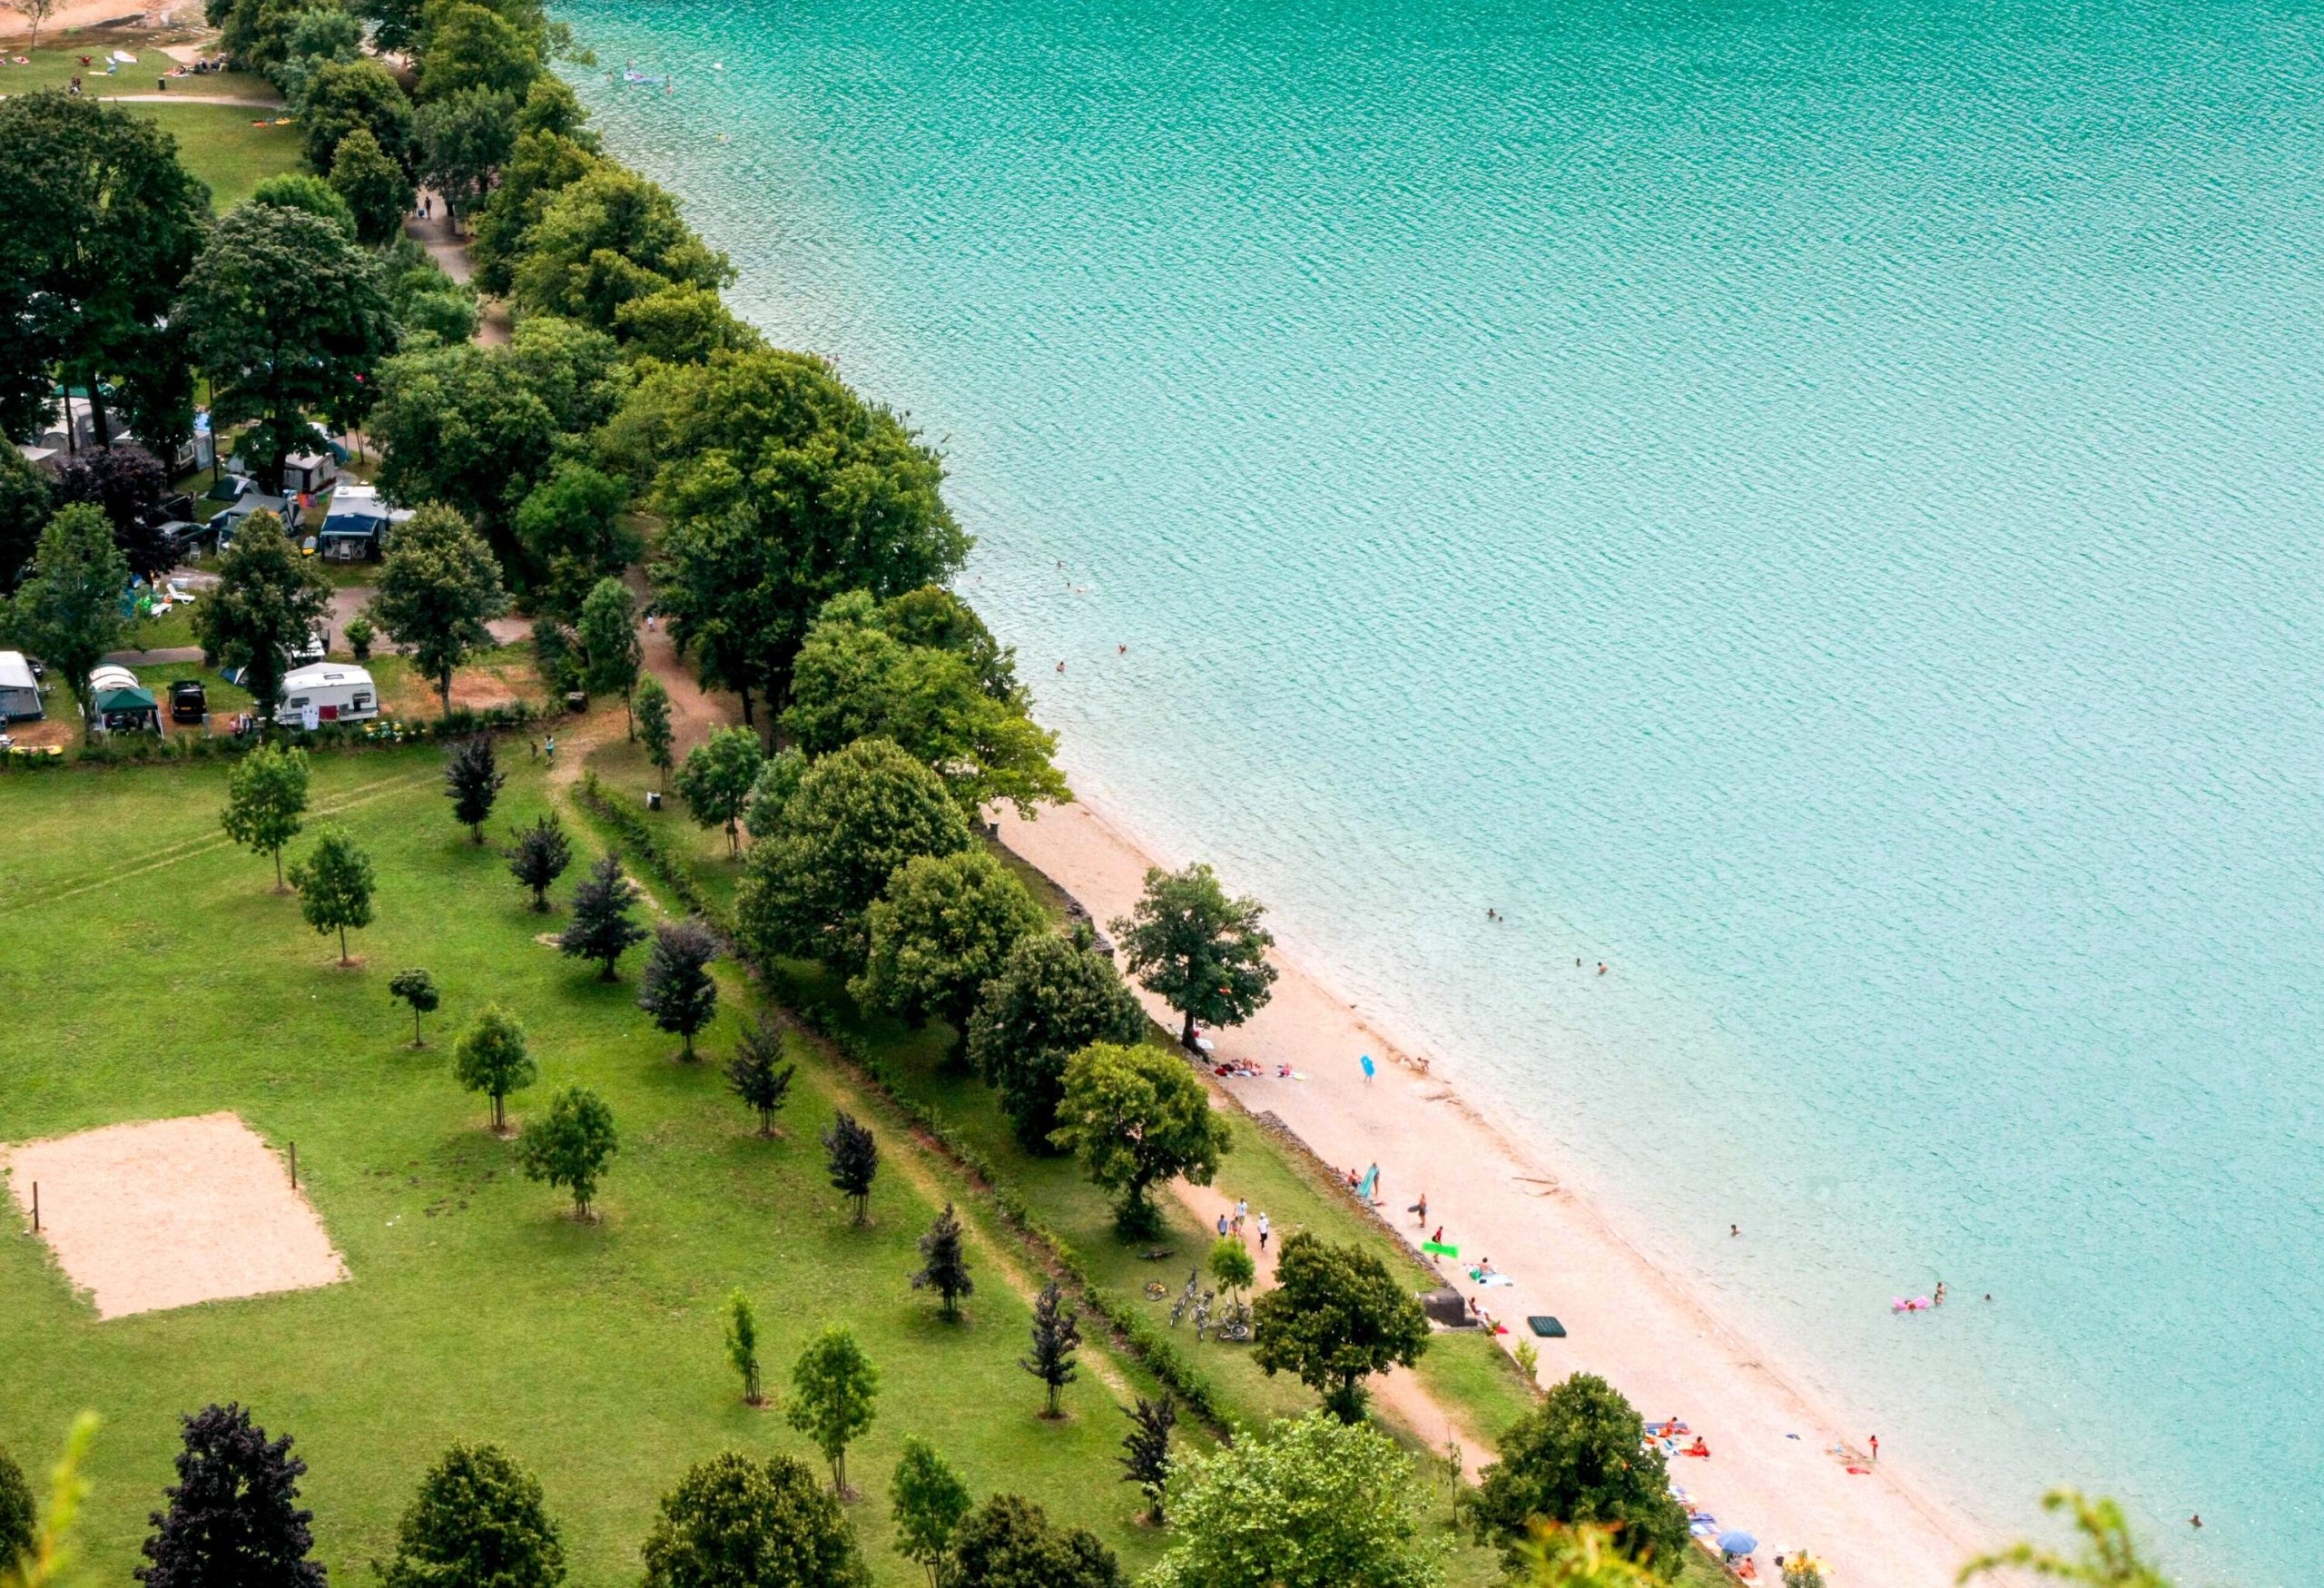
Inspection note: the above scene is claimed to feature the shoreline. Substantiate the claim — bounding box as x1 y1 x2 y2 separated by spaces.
997 793 1991 1586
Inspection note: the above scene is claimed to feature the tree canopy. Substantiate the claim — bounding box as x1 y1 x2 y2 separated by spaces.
511 165 731 335
179 202 393 488
368 503 508 714
0 93 210 449
734 737 971 973
1464 1374 1691 1577
1249 1232 1431 1424
676 725 763 855
328 128 414 247
515 1084 618 1218
559 853 647 981
221 743 311 891
54 444 173 583
193 509 331 727
1147 1412 1444 1588
967 925 1148 1153
290 826 376 965
1050 1041 1230 1238
889 1437 970 1588
783 591 1067 817
639 350 968 720
376 1442 566 1588
137 1403 324 1588
6 504 129 741
852 848 1047 1058
947 1494 1121 1588
786 1326 879 1498
1111 863 1279 1050
637 917 720 1060
639 1452 868 1588
300 59 415 173
454 1003 535 1132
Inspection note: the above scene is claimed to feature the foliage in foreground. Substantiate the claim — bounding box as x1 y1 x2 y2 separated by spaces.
639 1452 867 1588
1249 1231 1431 1424
374 1442 566 1588
1464 1374 1689 1578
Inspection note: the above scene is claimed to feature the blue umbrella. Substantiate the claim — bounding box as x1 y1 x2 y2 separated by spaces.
1718 1533 1758 1557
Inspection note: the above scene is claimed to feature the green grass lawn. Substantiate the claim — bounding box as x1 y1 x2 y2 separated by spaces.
123 102 304 211
0 37 276 101
0 751 1179 1586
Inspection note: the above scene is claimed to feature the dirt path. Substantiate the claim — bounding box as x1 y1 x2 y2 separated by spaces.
405 196 510 345
625 567 741 757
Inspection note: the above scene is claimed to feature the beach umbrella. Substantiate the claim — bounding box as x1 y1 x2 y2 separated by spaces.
1717 1532 1758 1557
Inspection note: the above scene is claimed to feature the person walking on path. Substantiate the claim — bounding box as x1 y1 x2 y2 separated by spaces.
1256 1211 1270 1252
1216 1211 1229 1238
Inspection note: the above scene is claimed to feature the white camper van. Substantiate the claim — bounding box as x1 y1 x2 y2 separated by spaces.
279 664 379 726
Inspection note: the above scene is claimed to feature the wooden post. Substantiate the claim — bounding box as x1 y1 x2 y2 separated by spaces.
290 1142 298 1189
30 1182 37 1234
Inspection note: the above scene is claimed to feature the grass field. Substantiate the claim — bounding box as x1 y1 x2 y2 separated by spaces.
0 748 1184 1586
125 102 305 211
0 37 276 101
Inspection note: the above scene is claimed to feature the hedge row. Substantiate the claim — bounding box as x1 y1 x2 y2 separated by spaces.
1 701 551 773
572 772 727 930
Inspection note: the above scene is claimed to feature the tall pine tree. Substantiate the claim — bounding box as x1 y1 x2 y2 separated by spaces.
822 1112 878 1226
725 1015 796 1136
137 1404 325 1588
502 814 572 911
445 735 506 843
1117 1395 1177 1524
1020 1282 1081 1418
558 853 647 981
637 917 719 1060
910 1203 973 1321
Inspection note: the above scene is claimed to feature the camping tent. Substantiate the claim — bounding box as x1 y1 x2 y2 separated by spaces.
86 665 160 735
0 652 42 721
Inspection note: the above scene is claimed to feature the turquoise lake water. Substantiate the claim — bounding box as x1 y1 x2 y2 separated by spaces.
552 0 2324 1576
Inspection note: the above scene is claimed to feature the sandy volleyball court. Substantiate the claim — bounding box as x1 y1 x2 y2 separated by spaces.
4 1112 347 1319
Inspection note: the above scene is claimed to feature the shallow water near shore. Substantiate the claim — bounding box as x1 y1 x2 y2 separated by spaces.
555 0 2324 1576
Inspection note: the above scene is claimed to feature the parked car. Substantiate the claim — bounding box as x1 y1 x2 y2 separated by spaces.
299 535 318 557
169 679 207 722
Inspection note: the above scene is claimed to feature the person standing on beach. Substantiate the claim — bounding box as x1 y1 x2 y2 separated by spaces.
1216 1212 1228 1238
1412 1192 1429 1226
1869 1435 1878 1463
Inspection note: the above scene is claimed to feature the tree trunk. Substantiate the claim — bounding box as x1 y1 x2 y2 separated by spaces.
598 959 617 982
439 672 453 717
1179 1008 1197 1049
84 372 113 450
337 923 350 963
412 1007 423 1045
274 850 285 891
492 1093 504 1131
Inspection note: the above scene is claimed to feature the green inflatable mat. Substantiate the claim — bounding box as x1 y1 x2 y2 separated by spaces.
1527 1316 1566 1337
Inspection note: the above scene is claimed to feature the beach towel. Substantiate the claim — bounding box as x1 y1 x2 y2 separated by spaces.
1526 1315 1565 1337
1472 1271 1514 1287
112 49 139 63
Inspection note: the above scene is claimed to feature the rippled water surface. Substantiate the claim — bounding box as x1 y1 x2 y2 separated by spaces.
552 0 2324 1575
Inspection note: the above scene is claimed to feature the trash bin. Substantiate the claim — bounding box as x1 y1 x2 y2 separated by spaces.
646 791 662 812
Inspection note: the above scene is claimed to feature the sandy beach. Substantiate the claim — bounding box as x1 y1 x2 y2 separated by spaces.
998 797 1991 1587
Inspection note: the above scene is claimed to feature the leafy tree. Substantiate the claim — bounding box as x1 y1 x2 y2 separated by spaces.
947 1494 1120 1588
512 165 730 335
875 585 1022 704
503 814 572 909
558 853 647 981
0 444 54 597
786 1326 877 1498
515 1084 617 1218
1250 1233 1430 1425
327 128 414 247
221 744 311 891
53 444 172 582
7 505 128 742
675 726 763 856
852 850 1046 1061
910 1203 974 1321
1112 863 1279 1050
269 5 365 113
724 1289 763 1406
515 460 635 621
289 826 374 965
1050 1042 1231 1238
136 1403 323 1588
0 94 210 449
783 593 1067 817
742 748 808 841
370 505 509 715
1464 1374 1689 1577
389 967 440 1047
342 614 376 661
734 738 970 973
469 129 599 297
179 202 392 488
635 675 675 789
1514 1525 1661 1588
1019 1282 1080 1418
615 281 757 364
417 2 538 100
0 1441 34 1576
1147 1412 1443 1588
889 1438 970 1588
639 1453 868 1588
193 510 330 726
641 350 966 720
725 1015 795 1136
576 577 641 733
375 1442 566 1588
1208 1236 1256 1304
454 1003 534 1132
300 59 415 173
1116 1395 1175 1524
249 173 357 238
444 735 507 843
638 917 719 1060
822 1112 878 1226
371 344 558 559
16 0 57 53
968 927 1147 1154
415 86 519 227
513 73 596 144
1957 1490 2172 1588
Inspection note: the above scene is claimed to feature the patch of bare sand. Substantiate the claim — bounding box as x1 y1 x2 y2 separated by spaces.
4 1112 347 1319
